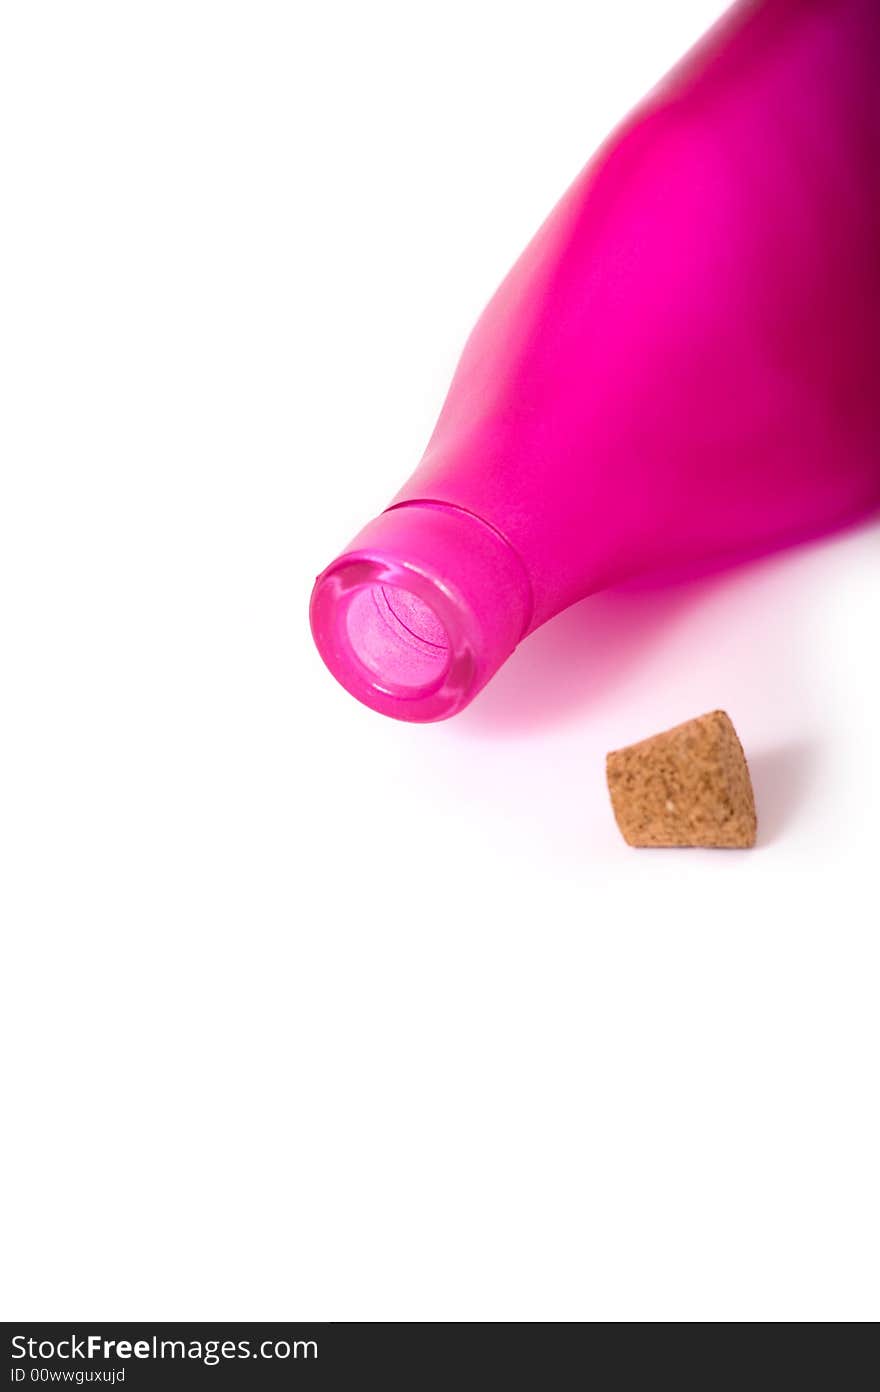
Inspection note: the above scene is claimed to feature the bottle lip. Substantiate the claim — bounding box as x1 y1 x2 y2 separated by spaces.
309 503 532 722
310 552 479 721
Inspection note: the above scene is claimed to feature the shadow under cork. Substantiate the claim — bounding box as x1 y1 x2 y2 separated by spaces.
747 741 819 848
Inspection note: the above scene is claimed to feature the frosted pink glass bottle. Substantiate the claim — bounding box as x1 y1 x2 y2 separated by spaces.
311 0 880 721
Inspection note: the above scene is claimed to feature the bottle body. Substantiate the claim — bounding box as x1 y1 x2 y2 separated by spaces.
311 0 880 720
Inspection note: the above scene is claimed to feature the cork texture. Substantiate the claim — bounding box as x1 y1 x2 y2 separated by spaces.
606 710 757 848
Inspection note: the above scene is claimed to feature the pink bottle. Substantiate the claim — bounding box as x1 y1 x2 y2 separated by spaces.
310 0 880 721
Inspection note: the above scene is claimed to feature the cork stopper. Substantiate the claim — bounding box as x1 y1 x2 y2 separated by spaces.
606 710 757 848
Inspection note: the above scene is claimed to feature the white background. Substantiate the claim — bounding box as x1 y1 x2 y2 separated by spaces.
2 0 878 1322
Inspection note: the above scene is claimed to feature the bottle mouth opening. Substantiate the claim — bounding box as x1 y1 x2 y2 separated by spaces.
346 583 451 690
309 556 477 721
